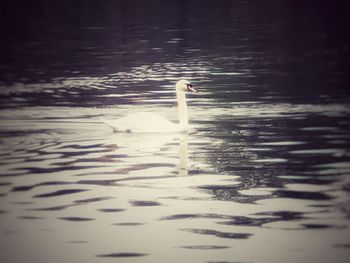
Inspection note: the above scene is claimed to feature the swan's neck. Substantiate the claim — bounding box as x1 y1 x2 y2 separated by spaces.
176 90 188 130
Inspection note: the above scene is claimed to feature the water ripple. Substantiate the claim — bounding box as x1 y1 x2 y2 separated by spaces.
32 189 88 198
96 252 148 258
180 245 230 250
181 229 253 239
58 217 95 222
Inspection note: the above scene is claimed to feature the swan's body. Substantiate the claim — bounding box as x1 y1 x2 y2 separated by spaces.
102 80 196 133
103 112 180 133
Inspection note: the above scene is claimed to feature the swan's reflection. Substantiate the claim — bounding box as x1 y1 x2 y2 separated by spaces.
109 132 189 177
178 133 188 176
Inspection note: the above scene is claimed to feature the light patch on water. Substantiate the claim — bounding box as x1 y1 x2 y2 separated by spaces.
285 183 334 193
100 93 139 97
245 147 273 151
290 148 347 156
252 158 288 163
314 162 350 169
260 141 306 146
300 126 339 131
239 188 275 196
209 72 244 76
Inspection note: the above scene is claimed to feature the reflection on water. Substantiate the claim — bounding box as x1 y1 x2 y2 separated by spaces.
178 134 188 177
1 1 350 263
1 103 349 263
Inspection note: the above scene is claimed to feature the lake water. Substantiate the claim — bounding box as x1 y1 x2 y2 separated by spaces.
1 1 350 262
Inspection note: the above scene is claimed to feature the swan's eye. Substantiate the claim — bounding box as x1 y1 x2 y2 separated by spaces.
186 83 197 93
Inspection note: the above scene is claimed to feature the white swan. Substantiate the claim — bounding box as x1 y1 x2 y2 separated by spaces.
101 79 197 133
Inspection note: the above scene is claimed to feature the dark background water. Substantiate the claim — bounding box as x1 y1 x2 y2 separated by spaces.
1 0 350 103
1 1 350 262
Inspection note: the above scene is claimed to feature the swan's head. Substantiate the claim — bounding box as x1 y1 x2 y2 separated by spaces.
176 79 197 93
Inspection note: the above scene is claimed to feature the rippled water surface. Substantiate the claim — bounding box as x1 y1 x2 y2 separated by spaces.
1 1 350 263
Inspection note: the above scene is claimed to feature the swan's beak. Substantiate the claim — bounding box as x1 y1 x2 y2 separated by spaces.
186 84 197 93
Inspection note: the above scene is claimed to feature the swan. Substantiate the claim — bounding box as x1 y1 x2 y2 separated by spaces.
101 79 197 133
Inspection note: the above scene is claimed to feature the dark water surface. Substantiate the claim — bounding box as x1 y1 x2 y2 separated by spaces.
1 1 350 262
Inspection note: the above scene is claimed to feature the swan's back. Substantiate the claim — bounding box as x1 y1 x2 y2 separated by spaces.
102 112 182 133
